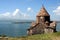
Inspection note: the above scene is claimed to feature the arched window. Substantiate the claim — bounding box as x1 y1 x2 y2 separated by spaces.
40 16 45 22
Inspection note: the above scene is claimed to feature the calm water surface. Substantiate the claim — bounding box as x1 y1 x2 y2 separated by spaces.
0 21 60 37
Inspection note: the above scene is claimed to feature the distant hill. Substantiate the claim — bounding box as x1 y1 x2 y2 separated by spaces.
0 20 35 22
56 21 60 23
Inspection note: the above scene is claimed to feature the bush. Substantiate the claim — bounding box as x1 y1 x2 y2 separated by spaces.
0 34 7 37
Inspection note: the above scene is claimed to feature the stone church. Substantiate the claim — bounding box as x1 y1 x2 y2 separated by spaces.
27 6 56 35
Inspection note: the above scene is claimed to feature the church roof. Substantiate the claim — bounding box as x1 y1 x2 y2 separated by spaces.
37 6 50 16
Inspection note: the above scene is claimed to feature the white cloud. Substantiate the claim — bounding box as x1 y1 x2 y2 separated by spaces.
0 8 32 20
52 6 60 21
12 9 20 16
27 7 33 12
0 12 10 16
0 7 36 20
23 14 30 18
53 6 60 15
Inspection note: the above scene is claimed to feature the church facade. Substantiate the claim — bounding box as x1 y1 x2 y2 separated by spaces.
27 6 56 35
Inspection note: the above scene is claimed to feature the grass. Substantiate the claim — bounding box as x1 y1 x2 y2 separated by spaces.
1 32 60 40
19 32 60 40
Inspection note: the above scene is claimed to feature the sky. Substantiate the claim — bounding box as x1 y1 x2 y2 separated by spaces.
0 0 60 21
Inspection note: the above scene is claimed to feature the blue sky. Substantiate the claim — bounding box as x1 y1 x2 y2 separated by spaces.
0 0 60 21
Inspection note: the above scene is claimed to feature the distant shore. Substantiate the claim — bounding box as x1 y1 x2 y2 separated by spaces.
56 21 60 23
13 21 60 24
13 22 32 24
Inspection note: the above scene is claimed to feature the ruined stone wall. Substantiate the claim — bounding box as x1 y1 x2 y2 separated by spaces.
32 23 46 34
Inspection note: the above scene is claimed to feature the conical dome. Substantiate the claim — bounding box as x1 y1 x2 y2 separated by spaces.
37 6 50 16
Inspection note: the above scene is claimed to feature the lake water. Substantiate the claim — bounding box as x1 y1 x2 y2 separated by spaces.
0 21 60 37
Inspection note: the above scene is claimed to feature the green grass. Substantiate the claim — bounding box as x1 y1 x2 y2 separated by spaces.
2 32 60 40
19 32 60 40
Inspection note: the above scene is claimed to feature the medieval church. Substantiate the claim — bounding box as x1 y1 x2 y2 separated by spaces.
27 6 56 35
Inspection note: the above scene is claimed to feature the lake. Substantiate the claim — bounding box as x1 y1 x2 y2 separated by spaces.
0 21 60 37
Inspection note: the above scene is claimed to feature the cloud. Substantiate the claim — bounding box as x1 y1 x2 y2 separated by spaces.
12 9 20 16
53 6 60 15
27 7 33 12
0 8 32 20
52 6 60 21
0 12 10 16
23 13 30 18
0 7 35 20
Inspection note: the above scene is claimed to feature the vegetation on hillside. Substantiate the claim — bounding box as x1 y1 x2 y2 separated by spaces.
19 32 60 40
7 32 60 40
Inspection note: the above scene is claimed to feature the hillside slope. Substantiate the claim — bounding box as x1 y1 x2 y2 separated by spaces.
19 32 60 40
